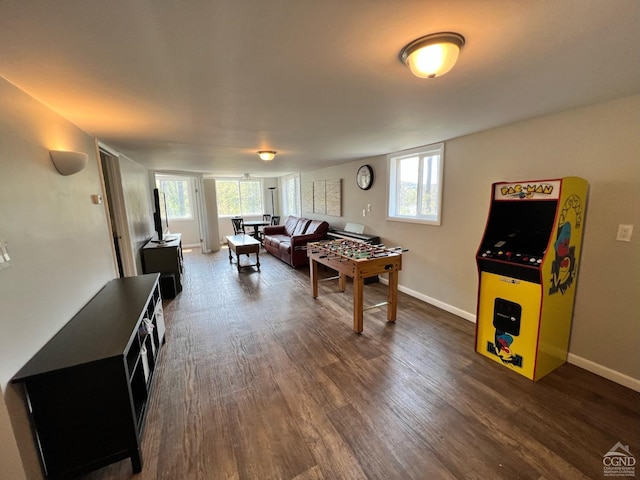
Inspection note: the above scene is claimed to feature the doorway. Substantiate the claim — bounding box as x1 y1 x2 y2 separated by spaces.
99 149 136 277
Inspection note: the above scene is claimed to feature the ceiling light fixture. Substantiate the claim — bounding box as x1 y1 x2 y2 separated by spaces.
400 32 465 79
258 150 276 161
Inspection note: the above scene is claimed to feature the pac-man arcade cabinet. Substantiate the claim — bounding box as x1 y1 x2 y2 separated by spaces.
475 177 588 380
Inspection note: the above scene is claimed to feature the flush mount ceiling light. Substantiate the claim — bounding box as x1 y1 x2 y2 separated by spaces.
258 150 277 161
400 32 465 78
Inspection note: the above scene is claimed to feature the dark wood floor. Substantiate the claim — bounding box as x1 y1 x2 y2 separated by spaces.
84 247 639 480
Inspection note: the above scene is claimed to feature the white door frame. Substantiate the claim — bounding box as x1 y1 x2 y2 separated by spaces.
99 143 137 277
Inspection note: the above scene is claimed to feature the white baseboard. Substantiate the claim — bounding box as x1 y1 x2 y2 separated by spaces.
378 277 476 322
567 353 640 392
379 278 640 391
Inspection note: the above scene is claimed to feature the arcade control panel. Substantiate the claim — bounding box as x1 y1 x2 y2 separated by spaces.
479 244 544 266
477 242 545 284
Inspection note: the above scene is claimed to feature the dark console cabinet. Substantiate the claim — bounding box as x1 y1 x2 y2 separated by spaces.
141 233 184 298
12 274 166 479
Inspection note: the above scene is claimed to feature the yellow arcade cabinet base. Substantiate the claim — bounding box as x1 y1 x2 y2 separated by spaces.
476 272 545 380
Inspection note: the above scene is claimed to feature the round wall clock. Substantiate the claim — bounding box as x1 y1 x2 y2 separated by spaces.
356 164 374 190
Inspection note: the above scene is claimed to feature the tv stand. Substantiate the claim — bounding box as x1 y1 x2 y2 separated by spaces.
142 233 184 298
12 274 166 478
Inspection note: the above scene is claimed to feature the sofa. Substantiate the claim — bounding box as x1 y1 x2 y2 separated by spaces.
262 215 329 268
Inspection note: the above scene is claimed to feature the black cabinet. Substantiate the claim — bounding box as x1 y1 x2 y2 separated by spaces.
141 233 184 298
12 274 166 479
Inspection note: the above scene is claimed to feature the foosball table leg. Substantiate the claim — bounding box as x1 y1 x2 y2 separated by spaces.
310 258 319 298
387 270 399 322
353 276 364 333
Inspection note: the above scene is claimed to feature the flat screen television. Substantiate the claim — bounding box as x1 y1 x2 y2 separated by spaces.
153 188 170 243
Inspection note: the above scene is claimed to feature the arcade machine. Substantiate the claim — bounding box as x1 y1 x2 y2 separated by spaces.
475 177 588 381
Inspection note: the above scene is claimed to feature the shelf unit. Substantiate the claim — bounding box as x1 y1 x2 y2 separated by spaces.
12 274 166 479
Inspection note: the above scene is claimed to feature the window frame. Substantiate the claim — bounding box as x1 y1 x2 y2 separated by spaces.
282 173 301 217
155 174 195 222
386 142 445 226
214 178 264 217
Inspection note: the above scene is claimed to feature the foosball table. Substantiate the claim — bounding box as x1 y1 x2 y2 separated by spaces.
307 239 403 333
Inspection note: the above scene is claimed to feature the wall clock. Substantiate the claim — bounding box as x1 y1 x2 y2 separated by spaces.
356 164 374 190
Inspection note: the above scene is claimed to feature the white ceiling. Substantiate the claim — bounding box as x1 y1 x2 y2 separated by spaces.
1 1 638 177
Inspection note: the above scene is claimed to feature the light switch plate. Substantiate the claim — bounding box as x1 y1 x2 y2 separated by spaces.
616 224 633 242
0 240 10 270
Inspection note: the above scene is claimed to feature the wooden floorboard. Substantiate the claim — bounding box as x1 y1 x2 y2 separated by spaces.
82 247 640 480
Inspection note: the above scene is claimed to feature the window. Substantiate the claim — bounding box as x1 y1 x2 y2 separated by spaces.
215 179 263 216
282 174 301 216
387 143 444 225
156 175 194 220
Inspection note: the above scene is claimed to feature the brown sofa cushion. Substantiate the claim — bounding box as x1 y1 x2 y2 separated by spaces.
306 220 327 235
266 234 289 248
283 216 300 236
292 218 310 236
278 241 292 255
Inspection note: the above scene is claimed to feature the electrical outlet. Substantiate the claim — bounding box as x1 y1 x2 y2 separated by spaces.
616 224 633 242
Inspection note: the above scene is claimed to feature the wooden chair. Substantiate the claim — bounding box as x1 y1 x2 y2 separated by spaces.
258 214 272 243
271 216 280 226
231 217 245 235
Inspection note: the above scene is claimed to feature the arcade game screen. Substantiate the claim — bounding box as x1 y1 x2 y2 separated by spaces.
479 199 557 258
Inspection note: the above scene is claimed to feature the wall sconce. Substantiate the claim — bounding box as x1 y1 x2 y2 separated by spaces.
258 150 277 161
400 32 465 78
50 150 88 176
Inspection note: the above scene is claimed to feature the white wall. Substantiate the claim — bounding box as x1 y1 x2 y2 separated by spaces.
120 154 156 273
122 155 154 252
0 81 117 387
0 76 118 478
203 178 221 252
301 95 640 389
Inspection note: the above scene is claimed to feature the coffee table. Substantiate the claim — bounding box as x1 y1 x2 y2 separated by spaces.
226 234 261 272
